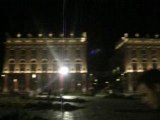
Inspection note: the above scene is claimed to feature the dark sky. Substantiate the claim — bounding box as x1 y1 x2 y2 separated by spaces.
0 0 160 72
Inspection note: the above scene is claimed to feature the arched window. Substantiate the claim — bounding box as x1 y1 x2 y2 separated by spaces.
75 59 81 63
20 59 26 63
8 59 15 72
41 59 48 71
152 59 157 69
19 59 26 71
75 59 82 72
41 59 48 63
142 59 147 70
9 59 15 63
30 59 37 72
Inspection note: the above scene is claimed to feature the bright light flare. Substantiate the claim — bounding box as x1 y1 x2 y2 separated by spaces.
58 66 69 75
32 74 37 78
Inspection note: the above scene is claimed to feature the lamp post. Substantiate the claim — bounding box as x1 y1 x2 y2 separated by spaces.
1 74 7 92
58 66 69 112
32 74 37 91
58 66 69 94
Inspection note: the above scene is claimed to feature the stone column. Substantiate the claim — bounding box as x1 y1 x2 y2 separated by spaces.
82 73 87 93
3 74 8 93
59 74 64 94
70 78 75 92
127 73 134 92
25 74 30 92
13 79 19 92
36 74 42 94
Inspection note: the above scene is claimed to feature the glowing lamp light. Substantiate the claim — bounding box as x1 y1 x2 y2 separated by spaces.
38 33 43 37
32 74 37 78
80 38 86 42
116 78 120 82
1 74 5 77
17 33 21 37
13 79 18 82
48 33 53 37
58 66 69 75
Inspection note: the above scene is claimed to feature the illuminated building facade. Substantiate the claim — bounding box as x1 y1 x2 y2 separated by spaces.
115 34 160 92
1 33 88 94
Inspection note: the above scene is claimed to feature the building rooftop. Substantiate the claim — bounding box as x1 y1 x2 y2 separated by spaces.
115 33 160 49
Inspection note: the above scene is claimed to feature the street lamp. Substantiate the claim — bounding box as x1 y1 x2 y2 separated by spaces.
32 74 37 78
58 66 69 93
1 74 7 92
32 74 37 91
58 66 69 112
58 66 69 75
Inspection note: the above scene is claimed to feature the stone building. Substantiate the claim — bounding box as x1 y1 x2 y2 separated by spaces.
114 33 160 92
1 32 88 94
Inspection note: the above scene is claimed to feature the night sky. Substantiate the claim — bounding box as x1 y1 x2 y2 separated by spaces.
0 0 160 72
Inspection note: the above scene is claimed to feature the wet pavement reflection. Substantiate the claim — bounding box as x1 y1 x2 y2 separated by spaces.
0 96 160 120
31 96 160 120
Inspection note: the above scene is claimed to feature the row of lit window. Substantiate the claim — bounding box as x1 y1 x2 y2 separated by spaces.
131 49 157 56
9 49 81 55
8 59 83 64
131 59 158 63
8 64 82 72
131 62 158 70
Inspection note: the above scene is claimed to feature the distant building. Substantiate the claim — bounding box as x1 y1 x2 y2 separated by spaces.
1 33 88 94
114 34 160 92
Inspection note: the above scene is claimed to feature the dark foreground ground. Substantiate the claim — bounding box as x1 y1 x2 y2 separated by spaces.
0 95 160 120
